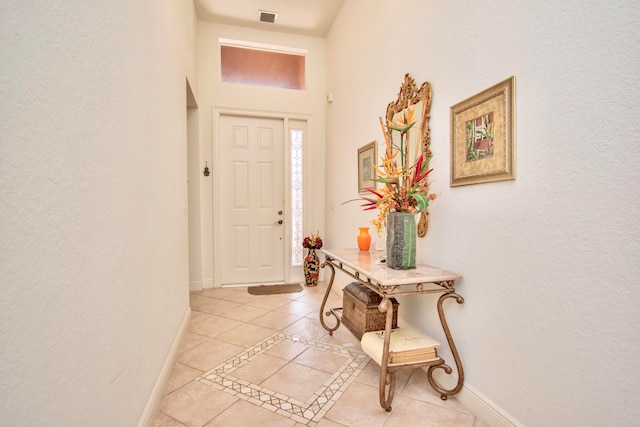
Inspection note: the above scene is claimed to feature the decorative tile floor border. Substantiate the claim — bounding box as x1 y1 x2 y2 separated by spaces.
197 332 370 426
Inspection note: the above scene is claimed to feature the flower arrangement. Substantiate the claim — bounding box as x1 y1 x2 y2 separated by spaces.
361 103 436 235
302 231 323 250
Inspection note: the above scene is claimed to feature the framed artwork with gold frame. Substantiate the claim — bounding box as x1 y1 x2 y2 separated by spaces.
358 141 377 193
450 76 515 186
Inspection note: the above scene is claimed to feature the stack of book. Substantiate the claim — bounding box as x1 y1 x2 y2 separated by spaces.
361 327 441 366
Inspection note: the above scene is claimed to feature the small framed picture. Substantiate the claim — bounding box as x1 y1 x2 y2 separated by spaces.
450 76 516 186
358 141 377 193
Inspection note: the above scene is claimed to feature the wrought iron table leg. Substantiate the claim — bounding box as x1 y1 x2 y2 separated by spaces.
378 298 396 411
427 292 465 400
319 261 340 335
379 367 395 412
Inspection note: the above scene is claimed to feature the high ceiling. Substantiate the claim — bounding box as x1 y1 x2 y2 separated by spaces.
194 0 345 37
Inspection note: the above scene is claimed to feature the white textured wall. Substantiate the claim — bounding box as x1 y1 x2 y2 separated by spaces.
0 0 196 425
326 0 640 425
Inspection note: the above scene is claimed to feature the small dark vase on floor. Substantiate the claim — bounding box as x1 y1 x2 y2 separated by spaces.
386 212 417 269
303 248 320 286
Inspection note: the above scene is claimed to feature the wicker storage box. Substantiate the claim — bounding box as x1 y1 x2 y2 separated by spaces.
342 282 399 340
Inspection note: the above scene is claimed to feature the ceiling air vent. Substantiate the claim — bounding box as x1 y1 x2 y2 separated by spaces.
258 10 278 24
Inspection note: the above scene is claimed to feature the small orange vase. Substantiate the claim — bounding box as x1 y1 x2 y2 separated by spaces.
357 227 371 251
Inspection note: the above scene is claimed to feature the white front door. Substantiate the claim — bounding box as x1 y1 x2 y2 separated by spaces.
219 114 285 285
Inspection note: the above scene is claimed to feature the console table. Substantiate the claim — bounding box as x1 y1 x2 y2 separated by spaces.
318 248 464 411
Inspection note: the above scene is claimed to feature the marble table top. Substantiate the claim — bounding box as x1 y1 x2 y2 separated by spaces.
321 248 462 287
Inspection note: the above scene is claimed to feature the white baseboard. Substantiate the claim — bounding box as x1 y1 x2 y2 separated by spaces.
429 369 525 427
189 279 213 291
137 307 191 427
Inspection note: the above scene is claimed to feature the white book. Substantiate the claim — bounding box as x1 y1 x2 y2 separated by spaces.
361 327 440 366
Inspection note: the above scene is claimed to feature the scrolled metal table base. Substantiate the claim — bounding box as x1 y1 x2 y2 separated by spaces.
319 261 340 335
427 292 465 400
317 254 465 409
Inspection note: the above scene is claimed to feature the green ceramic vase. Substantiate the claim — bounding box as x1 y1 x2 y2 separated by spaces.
386 212 417 269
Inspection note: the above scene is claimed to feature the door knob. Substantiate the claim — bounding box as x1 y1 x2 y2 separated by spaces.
275 219 283 225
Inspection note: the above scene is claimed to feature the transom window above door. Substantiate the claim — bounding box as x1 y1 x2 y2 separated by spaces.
219 38 306 90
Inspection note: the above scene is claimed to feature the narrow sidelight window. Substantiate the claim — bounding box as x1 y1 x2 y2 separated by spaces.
290 129 304 265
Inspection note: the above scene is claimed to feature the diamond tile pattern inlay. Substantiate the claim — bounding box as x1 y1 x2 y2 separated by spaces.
198 332 369 425
154 285 487 426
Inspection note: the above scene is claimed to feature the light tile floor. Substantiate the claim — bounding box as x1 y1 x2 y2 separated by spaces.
152 282 489 427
